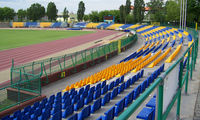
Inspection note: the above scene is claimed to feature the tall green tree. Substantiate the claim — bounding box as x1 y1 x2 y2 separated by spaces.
133 0 145 23
187 0 200 23
165 0 179 23
17 9 26 21
0 8 3 21
27 3 45 21
119 5 126 23
47 2 57 21
125 0 131 15
147 0 165 22
77 1 85 21
63 7 69 22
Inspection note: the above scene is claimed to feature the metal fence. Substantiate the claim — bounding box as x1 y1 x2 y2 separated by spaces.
0 76 41 112
0 35 136 112
11 35 137 85
117 28 199 120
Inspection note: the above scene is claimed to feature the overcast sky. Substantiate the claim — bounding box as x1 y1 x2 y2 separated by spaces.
0 0 150 14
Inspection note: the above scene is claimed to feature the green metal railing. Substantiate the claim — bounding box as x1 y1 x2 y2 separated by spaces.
11 35 137 85
117 28 198 120
0 75 41 112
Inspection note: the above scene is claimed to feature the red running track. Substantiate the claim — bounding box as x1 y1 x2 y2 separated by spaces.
0 30 119 71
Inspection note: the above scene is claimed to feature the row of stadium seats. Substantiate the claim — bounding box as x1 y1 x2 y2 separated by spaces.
3 24 193 120
11 22 65 28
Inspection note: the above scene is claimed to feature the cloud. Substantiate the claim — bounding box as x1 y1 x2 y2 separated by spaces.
0 0 150 14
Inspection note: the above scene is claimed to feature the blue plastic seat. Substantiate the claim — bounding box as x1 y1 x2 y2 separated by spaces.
85 85 90 92
133 85 141 99
108 81 114 90
125 92 133 107
62 104 74 118
85 93 94 105
131 75 136 84
115 98 125 116
102 85 108 95
96 83 102 91
140 69 144 78
102 92 111 106
72 94 80 104
94 89 101 99
119 76 124 83
78 105 91 120
101 81 107 88
91 98 102 113
78 87 85 95
50 111 62 120
68 113 78 120
80 91 88 99
118 83 125 94
125 79 131 89
136 107 154 120
103 106 115 120
88 86 95 94
62 98 71 109
141 80 147 93
111 87 118 99
146 98 156 108
114 78 120 86
74 99 84 111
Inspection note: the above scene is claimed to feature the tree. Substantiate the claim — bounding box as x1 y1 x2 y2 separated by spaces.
27 3 45 21
89 11 99 22
0 8 4 21
63 7 69 22
17 9 26 21
165 0 179 23
119 5 126 23
1 7 15 21
47 2 57 21
77 1 85 21
83 15 89 21
133 0 145 23
125 0 131 15
147 0 165 22
187 0 200 23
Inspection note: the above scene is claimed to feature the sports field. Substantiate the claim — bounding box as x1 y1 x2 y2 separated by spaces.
0 29 94 50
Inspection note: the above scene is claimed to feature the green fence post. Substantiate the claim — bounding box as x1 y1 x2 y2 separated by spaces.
50 58 52 74
11 59 14 85
18 69 22 105
185 51 190 94
190 45 194 80
177 60 183 119
157 81 164 120
63 55 66 69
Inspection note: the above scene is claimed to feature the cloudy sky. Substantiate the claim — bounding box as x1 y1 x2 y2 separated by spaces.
0 0 150 14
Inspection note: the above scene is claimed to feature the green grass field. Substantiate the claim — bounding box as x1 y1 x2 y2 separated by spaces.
0 29 94 50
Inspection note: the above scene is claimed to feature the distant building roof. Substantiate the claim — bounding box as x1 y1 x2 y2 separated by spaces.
130 6 150 11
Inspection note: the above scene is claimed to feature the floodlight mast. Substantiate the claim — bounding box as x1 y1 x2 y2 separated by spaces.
180 0 187 30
